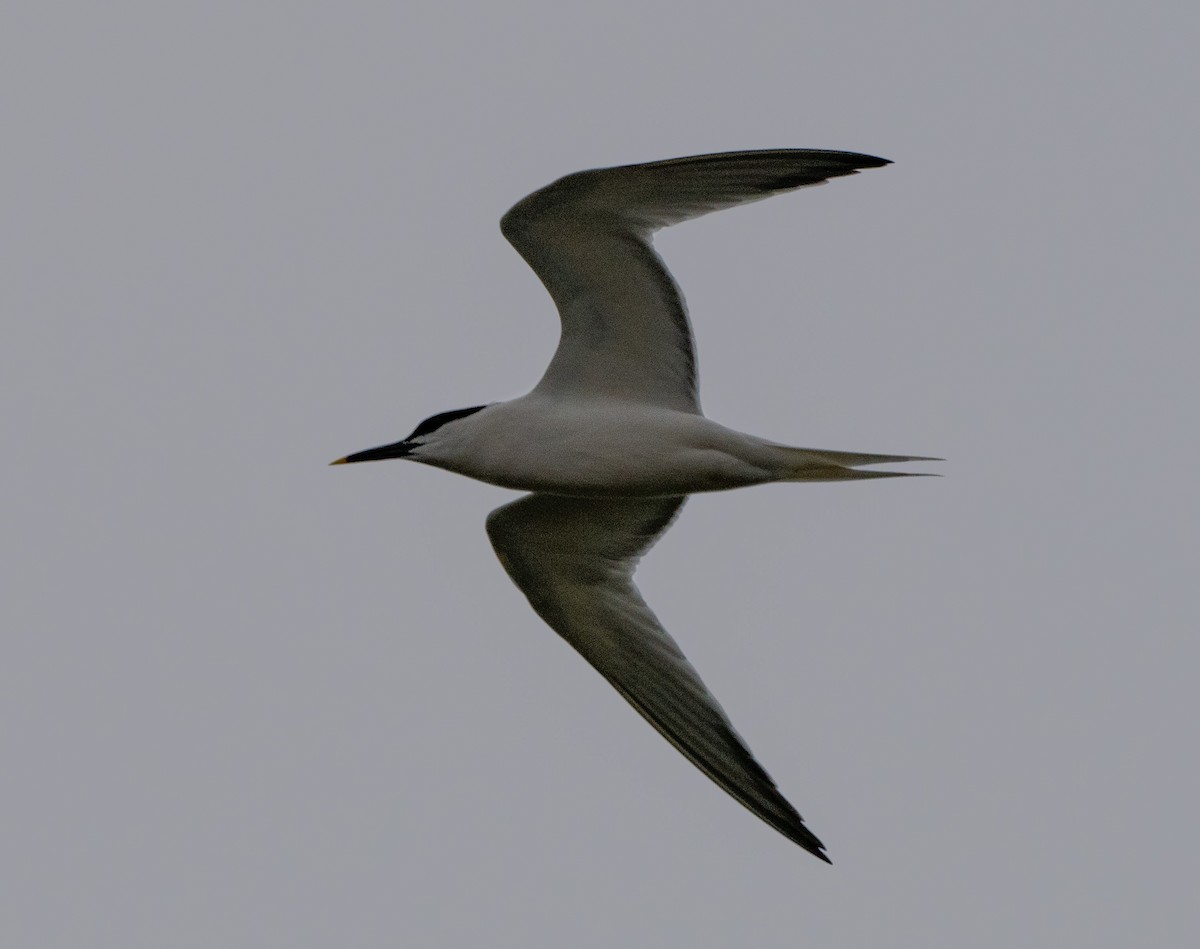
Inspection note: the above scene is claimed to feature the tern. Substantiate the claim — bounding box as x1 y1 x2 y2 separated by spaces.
333 149 937 862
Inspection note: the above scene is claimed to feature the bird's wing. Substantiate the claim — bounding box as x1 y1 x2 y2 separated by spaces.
500 149 890 414
486 492 829 861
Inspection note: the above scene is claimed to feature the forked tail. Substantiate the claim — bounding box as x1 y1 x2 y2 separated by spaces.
779 446 942 482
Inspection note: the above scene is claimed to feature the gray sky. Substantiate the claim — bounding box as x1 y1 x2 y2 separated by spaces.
5 2 1198 946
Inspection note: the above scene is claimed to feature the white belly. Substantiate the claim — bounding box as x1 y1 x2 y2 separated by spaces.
412 397 781 497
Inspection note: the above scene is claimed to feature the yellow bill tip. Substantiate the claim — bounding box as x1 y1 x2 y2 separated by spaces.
329 456 350 466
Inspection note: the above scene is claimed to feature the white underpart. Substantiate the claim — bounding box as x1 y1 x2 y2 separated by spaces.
408 395 929 497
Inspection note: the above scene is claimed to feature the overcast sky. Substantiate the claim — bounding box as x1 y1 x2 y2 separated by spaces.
5 2 1198 946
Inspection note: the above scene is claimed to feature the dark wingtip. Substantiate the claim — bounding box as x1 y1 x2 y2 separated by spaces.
766 152 891 191
776 806 832 862
789 825 832 863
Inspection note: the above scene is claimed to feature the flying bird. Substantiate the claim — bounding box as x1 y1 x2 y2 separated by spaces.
332 149 937 862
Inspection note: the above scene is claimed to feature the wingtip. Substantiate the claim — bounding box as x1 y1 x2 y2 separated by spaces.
829 150 890 169
777 808 832 862
790 827 832 863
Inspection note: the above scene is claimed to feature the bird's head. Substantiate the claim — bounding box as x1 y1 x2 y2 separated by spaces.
330 405 488 466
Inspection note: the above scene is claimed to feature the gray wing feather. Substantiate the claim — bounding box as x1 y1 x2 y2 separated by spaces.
500 149 890 415
486 492 830 861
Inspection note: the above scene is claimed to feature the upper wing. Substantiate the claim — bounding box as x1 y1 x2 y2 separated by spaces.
486 492 830 861
500 149 891 414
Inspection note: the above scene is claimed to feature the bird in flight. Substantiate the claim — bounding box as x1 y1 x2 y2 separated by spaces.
332 149 936 862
